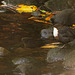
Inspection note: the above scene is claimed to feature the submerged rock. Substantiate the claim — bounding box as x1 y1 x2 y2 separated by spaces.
0 47 10 57
14 47 25 53
22 37 44 48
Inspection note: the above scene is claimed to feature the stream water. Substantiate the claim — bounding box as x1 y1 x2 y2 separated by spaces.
0 13 71 75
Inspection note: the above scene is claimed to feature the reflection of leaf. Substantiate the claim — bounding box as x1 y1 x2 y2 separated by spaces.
40 44 58 48
33 19 51 24
3 28 11 31
28 17 51 24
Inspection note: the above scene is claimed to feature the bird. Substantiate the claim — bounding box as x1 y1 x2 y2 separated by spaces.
41 24 75 47
53 24 75 44
40 9 75 47
48 9 75 46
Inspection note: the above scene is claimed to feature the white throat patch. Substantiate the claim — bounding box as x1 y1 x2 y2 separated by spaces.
53 27 58 37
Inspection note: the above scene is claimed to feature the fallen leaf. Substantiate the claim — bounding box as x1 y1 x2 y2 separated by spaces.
40 44 58 48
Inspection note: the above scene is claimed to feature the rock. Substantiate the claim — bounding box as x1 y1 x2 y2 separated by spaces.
46 46 72 63
63 50 75 70
4 0 39 6
44 0 68 11
0 47 10 57
13 63 41 75
59 70 75 75
14 47 25 54
12 57 41 75
12 57 29 65
44 0 75 11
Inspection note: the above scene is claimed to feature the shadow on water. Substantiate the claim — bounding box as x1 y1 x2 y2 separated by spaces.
0 13 74 75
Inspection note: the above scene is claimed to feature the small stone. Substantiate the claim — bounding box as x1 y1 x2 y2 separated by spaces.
0 47 10 56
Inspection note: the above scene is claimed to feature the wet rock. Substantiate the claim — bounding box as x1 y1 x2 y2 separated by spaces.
59 70 75 75
63 50 75 70
46 46 73 63
12 57 44 67
12 57 29 65
12 57 41 75
44 0 75 11
0 47 10 57
14 47 25 54
4 0 39 6
4 0 48 7
13 63 41 75
13 47 30 56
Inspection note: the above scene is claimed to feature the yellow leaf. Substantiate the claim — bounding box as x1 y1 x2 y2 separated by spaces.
45 14 54 21
70 24 75 29
73 24 75 26
16 5 37 13
40 44 58 48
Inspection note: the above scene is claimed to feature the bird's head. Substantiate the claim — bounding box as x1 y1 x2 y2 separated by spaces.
41 28 53 40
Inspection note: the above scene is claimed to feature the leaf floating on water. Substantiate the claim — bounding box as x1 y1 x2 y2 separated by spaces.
16 5 37 13
45 14 54 21
70 24 75 29
40 44 58 48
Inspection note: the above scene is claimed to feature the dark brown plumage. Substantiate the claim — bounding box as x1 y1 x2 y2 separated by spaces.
49 9 75 44
54 24 75 44
50 9 75 27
